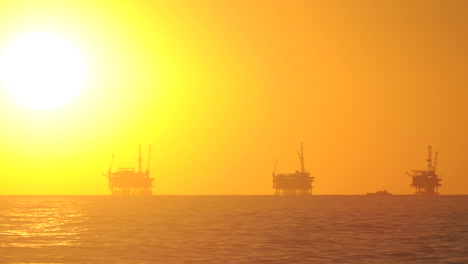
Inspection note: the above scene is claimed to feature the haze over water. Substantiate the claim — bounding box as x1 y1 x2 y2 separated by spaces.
1 195 467 263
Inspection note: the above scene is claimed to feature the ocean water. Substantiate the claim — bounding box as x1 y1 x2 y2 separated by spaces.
0 195 467 264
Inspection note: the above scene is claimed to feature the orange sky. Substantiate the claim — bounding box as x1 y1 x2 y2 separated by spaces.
0 0 466 195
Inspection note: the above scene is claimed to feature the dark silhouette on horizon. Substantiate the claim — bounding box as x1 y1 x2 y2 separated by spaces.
272 143 315 195
366 189 392 195
103 145 154 196
407 146 442 195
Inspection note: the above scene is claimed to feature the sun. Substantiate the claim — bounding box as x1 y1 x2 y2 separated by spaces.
0 32 86 109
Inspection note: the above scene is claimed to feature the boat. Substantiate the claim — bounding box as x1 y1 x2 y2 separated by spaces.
366 189 392 195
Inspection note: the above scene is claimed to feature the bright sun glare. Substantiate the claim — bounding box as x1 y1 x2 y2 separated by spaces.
0 32 86 109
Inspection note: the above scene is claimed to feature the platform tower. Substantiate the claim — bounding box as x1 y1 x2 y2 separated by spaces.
104 145 154 196
272 143 315 195
407 146 442 195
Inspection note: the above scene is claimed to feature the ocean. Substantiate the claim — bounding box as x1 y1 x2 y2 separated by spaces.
0 195 467 263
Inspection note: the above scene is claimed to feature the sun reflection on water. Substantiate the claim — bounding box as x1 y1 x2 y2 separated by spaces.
0 197 88 248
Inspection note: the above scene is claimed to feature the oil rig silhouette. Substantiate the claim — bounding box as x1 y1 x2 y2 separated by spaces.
407 146 442 195
272 143 315 195
104 145 154 196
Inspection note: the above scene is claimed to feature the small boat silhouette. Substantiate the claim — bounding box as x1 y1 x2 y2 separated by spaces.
366 189 392 195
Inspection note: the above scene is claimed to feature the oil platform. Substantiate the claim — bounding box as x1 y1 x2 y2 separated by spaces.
104 145 154 196
407 146 442 195
272 143 315 195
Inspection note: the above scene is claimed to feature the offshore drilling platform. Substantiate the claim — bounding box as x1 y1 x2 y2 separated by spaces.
272 143 315 195
104 145 154 196
407 146 442 195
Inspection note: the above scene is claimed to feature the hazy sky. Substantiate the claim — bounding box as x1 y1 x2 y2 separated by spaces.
0 0 466 194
